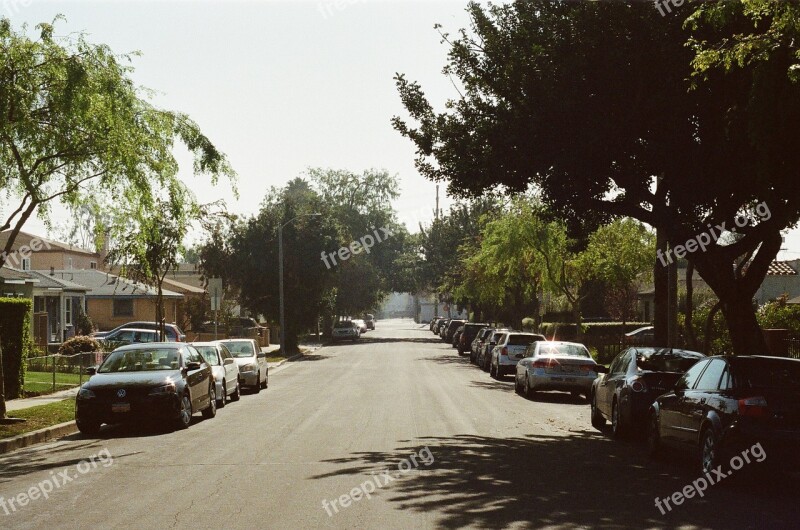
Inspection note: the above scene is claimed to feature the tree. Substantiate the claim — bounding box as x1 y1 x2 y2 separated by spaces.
393 1 800 354
0 16 234 416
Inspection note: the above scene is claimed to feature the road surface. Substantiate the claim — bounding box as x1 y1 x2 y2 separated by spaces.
1 319 798 529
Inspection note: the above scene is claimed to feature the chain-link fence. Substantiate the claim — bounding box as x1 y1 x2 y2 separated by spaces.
23 351 109 396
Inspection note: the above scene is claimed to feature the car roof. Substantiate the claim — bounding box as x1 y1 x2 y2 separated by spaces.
214 338 256 343
633 347 705 358
190 342 221 347
113 342 183 351
112 328 159 334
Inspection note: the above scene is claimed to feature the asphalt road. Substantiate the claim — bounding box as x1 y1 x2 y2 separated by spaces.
1 319 799 529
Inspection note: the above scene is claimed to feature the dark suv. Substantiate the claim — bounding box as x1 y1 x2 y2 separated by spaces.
443 319 466 343
458 323 488 356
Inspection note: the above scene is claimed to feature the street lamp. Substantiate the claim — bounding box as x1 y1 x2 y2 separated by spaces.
278 213 321 355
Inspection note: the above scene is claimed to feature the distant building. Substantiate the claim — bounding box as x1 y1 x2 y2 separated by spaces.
0 229 103 271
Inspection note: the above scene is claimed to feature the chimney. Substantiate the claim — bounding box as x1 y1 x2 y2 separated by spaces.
50 266 54 276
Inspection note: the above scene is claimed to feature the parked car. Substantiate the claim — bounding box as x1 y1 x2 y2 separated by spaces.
478 329 511 371
100 328 159 348
332 320 360 341
364 314 376 330
192 342 241 407
591 347 705 437
623 326 654 346
437 318 450 338
648 355 800 474
215 339 268 392
201 317 267 339
75 343 216 434
458 323 489 356
471 327 495 364
444 319 466 343
93 321 186 341
452 325 465 348
490 332 546 378
514 341 600 400
353 319 368 333
430 317 443 332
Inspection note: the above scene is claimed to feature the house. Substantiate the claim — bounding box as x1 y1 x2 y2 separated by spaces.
27 270 89 346
0 229 104 271
0 266 37 299
41 269 183 332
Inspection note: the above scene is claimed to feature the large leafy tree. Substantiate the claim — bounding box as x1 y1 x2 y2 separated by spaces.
0 17 234 417
393 1 800 354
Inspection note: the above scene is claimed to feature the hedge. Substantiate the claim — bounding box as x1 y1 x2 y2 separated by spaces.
538 322 651 341
0 297 32 400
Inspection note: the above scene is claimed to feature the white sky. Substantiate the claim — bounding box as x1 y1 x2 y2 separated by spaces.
4 0 800 258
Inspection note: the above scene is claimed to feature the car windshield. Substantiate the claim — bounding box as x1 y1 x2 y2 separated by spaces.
220 341 255 357
537 343 591 358
637 350 703 373
508 334 543 346
733 358 800 391
195 346 220 366
335 321 354 328
98 348 179 373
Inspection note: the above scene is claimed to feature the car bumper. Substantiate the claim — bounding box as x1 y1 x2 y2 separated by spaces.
529 371 596 393
722 423 800 468
76 394 181 425
238 370 259 387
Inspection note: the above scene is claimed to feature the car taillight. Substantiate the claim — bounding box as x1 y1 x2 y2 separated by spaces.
501 347 508 357
629 377 647 393
738 396 768 418
580 365 595 373
533 358 557 369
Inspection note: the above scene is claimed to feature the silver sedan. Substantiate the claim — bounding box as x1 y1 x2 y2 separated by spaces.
515 341 600 400
215 339 268 393
192 342 241 407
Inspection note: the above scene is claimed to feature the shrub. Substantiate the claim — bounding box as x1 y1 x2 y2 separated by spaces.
0 297 32 400
58 336 102 356
75 311 94 336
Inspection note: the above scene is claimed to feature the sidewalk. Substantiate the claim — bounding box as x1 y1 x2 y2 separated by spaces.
6 387 79 413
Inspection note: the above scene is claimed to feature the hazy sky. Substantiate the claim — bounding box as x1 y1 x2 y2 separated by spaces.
4 0 800 258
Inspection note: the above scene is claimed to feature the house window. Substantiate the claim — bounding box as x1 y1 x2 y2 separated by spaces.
90 261 97 269
113 298 134 317
22 257 31 271
65 297 73 326
68 257 73 269
34 297 45 312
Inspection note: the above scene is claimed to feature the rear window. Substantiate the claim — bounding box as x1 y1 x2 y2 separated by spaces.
637 350 704 373
732 358 800 391
537 343 591 358
508 334 544 346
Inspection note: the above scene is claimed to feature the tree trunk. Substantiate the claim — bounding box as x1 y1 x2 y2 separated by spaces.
703 301 722 355
684 262 698 350
719 294 767 355
654 231 669 345
0 337 6 419
573 302 583 341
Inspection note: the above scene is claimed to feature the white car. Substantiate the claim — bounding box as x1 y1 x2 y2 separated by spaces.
192 342 241 407
515 341 600 400
490 332 546 378
332 321 360 341
353 319 368 333
214 339 268 393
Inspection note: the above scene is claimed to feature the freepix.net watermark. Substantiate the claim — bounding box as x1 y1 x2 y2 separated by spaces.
321 446 434 517
0 234 53 269
657 202 771 267
654 442 765 515
654 0 684 17
320 226 395 270
1 0 33 19
1 449 113 516
318 0 363 20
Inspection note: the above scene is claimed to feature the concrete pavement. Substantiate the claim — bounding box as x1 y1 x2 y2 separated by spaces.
0 319 798 528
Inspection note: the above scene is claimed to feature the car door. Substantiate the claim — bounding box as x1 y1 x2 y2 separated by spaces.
683 358 727 445
661 359 711 446
220 345 236 393
184 346 210 410
597 350 629 417
253 341 267 378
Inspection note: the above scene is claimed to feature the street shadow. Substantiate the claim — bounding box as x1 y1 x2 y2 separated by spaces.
309 432 800 529
290 354 330 362
0 444 139 482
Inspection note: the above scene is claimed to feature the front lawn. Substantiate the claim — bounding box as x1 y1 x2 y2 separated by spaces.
23 371 83 396
0 399 75 440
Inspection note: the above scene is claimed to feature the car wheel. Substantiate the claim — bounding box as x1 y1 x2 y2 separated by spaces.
524 374 534 399
77 419 101 436
647 412 662 458
260 372 268 389
591 392 606 430
514 375 522 395
176 393 192 429
253 372 261 393
490 362 498 379
202 385 217 419
230 381 241 402
700 427 721 475
217 385 226 408
611 399 625 438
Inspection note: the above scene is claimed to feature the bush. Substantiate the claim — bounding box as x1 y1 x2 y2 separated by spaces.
75 311 94 336
58 336 102 356
0 297 32 400
538 321 649 340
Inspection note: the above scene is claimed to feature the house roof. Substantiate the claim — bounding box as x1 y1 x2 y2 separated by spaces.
0 266 39 285
25 270 89 292
767 261 798 276
0 229 99 257
787 295 800 305
35 270 182 299
162 277 206 294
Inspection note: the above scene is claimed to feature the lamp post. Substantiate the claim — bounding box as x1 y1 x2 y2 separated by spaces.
278 213 321 355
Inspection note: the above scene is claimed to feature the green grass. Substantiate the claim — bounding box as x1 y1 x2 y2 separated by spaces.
23 371 83 395
0 399 75 440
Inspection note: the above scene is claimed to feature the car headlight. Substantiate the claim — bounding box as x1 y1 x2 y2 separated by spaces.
77 387 96 400
149 383 177 395
242 363 255 372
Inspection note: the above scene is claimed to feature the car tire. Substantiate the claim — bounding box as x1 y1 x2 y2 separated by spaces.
230 381 240 402
77 419 101 436
217 385 226 408
490 362 498 379
261 372 268 389
176 393 192 429
611 399 625 438
514 375 522 394
591 393 606 430
523 374 534 399
202 386 217 419
647 412 662 459
253 372 261 393
700 427 721 475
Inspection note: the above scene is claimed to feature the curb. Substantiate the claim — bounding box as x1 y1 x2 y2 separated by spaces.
0 420 78 455
269 352 305 369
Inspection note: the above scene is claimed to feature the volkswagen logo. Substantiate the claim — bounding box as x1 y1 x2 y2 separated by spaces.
117 389 127 398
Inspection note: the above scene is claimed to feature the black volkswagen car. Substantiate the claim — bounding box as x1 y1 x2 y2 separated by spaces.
648 355 800 474
75 343 216 435
591 347 705 437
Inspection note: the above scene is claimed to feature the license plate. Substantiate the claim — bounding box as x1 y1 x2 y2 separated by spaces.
112 403 130 413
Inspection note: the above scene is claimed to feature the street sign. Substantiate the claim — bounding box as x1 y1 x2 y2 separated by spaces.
208 278 223 311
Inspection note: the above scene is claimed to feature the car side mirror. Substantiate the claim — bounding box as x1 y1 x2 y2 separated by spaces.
594 365 609 374
85 366 97 375
186 361 202 371
223 358 235 365
257 352 266 359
